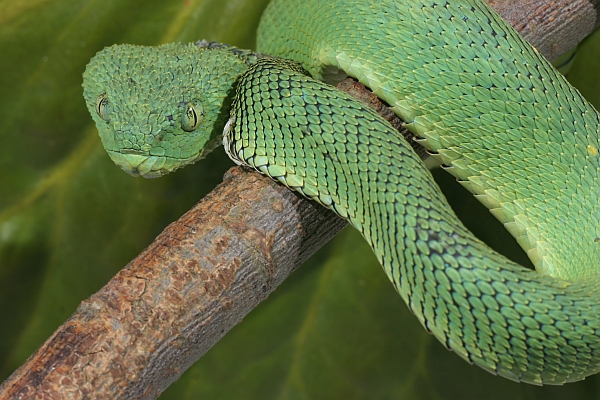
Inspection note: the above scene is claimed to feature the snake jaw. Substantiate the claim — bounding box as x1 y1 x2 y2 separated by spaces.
107 151 175 178
106 133 223 178
106 152 157 178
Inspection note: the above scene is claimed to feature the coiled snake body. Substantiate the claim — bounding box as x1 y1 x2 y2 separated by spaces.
83 0 600 384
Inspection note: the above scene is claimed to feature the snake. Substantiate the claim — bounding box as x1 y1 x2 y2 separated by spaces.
82 0 600 385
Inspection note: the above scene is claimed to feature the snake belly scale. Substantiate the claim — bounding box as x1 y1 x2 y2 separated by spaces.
82 0 600 385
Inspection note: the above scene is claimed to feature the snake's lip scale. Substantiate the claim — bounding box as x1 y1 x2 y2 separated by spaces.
106 151 161 178
107 150 207 178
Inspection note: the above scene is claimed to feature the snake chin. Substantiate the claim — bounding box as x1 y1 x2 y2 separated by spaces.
106 151 167 178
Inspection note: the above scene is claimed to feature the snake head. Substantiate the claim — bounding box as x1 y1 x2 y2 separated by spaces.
82 43 247 178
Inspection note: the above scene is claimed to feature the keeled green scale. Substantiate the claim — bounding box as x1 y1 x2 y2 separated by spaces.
224 55 600 384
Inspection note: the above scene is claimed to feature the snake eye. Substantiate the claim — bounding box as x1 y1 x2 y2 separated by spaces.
181 101 204 132
96 92 110 122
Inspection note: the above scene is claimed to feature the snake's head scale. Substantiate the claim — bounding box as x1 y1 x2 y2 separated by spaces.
82 42 250 178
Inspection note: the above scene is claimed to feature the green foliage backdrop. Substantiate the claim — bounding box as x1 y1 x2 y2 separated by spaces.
1 0 600 398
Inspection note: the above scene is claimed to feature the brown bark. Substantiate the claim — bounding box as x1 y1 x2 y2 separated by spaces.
0 168 346 399
487 0 598 60
1 1 597 398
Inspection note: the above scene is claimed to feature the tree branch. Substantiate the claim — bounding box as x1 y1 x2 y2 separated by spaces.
487 0 600 60
1 168 346 399
2 1 598 398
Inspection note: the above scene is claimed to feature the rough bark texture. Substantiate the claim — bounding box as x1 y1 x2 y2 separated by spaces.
487 0 599 60
1 1 598 399
0 168 346 399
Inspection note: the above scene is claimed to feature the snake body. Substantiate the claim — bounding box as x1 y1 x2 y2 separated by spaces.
83 0 600 384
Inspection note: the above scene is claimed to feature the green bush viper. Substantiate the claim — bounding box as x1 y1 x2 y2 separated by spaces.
82 0 600 385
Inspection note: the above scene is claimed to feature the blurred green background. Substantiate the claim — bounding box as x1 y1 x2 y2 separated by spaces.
1 0 600 398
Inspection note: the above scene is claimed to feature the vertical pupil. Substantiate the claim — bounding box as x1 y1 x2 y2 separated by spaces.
181 102 202 132
96 93 109 121
188 107 197 127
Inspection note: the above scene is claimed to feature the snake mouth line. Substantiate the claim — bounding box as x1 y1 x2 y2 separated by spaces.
105 132 223 178
106 147 215 178
106 150 190 178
